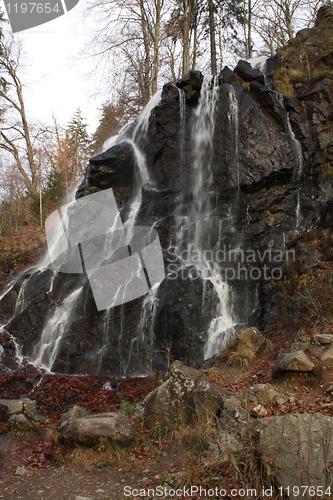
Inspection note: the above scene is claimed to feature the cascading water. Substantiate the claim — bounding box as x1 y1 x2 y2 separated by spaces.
228 87 240 190
123 284 159 376
1 68 308 376
14 278 28 316
172 75 236 360
31 287 83 372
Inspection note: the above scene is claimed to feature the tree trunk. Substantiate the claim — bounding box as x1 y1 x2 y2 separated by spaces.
140 0 151 104
247 0 252 59
152 0 162 95
191 1 198 70
183 0 191 74
209 0 217 75
15 78 38 194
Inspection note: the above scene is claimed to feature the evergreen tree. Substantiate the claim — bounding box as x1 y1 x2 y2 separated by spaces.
67 108 91 186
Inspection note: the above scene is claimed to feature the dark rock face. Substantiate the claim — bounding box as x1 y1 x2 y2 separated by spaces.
0 9 333 377
76 141 136 206
235 60 265 85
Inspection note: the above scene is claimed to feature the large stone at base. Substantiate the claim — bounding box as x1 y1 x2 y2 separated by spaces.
235 328 266 362
0 398 36 421
57 405 91 432
258 414 333 499
58 412 138 447
8 414 35 431
274 351 315 372
143 361 227 427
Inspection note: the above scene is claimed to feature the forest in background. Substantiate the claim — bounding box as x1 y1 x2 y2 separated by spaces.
0 0 329 275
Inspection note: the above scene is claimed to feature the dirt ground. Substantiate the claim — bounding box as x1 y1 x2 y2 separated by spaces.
0 431 187 500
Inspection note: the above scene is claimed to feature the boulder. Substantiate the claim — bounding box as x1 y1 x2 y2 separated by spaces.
76 142 136 201
250 82 285 127
250 383 282 405
203 431 244 466
176 70 203 90
57 405 91 431
218 396 245 432
235 60 265 85
58 412 138 447
23 400 37 421
274 351 315 372
143 361 227 427
251 404 268 418
235 328 266 362
312 334 333 345
0 398 36 421
8 414 35 431
321 347 333 362
218 66 243 86
258 413 333 498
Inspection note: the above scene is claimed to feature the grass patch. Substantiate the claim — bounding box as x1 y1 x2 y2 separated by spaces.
273 68 295 97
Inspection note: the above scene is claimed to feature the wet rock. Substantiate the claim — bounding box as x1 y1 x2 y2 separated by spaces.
274 351 315 372
76 142 136 202
235 60 265 85
1 9 333 377
235 328 266 362
58 412 138 447
143 361 227 427
176 70 203 90
250 82 285 126
258 413 333 498
218 66 242 86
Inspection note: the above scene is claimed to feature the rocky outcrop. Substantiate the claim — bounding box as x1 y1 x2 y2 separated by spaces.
0 8 332 376
143 361 227 427
258 413 333 498
58 412 138 447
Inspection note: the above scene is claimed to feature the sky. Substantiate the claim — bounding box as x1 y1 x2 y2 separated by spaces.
1 0 104 134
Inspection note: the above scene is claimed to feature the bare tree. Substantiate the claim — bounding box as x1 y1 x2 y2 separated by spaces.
84 0 166 109
0 36 42 194
253 0 321 54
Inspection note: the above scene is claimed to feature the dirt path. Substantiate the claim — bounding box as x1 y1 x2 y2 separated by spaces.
0 433 184 500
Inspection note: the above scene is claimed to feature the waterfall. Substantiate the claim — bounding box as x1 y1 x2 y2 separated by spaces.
96 305 114 374
14 278 28 316
228 87 240 190
295 189 302 231
178 88 186 169
285 113 303 181
133 91 162 141
171 75 236 360
124 284 159 376
123 92 162 239
31 287 83 372
191 75 219 248
272 91 304 181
